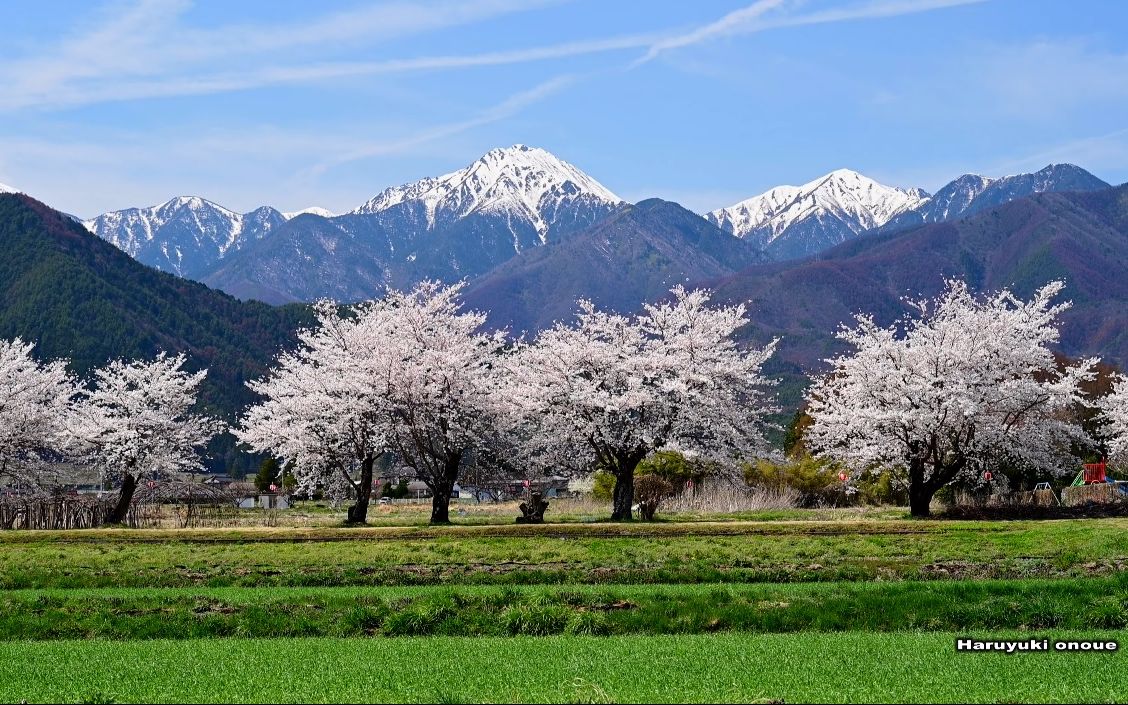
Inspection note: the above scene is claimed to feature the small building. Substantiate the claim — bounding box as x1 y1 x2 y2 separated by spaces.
229 482 290 510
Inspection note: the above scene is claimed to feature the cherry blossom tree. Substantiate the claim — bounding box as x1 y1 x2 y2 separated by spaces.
368 282 512 525
505 287 778 521
0 338 77 492
240 283 512 525
238 301 388 524
1098 375 1128 464
75 353 221 524
805 280 1095 517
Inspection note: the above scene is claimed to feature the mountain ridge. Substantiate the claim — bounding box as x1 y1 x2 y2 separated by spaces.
201 145 623 303
0 192 312 474
463 198 762 334
706 169 928 260
880 164 1110 233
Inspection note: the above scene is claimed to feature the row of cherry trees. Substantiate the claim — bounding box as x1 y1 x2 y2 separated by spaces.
237 283 779 523
0 345 218 523
5 277 1128 523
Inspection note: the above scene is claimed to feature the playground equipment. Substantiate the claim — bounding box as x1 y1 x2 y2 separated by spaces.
1031 482 1061 506
1062 460 1128 507
1073 461 1108 486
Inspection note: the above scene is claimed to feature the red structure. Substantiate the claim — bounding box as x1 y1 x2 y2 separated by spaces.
1082 461 1107 485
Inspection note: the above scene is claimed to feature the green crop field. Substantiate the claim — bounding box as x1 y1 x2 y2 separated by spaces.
2 516 1126 703
1 632 1124 704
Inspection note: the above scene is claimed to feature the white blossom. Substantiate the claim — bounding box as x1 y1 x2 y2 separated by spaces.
368 282 512 523
1098 375 1128 463
805 279 1095 515
503 286 778 519
239 282 512 523
75 353 221 484
238 300 387 505
0 338 77 491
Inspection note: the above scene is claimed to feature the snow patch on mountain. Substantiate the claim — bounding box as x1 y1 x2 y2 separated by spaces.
352 144 621 241
283 206 335 219
0 182 18 194
85 197 239 257
913 174 993 222
706 169 928 244
879 164 1110 234
84 196 288 277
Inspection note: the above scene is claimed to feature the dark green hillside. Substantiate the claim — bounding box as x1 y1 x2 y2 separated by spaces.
0 194 312 474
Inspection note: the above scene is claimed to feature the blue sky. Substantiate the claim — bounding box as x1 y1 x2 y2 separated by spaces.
1 0 1126 218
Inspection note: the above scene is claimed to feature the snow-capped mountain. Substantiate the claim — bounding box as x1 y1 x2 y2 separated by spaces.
880 164 1110 233
0 181 18 194
84 197 288 279
283 206 335 219
205 145 623 303
87 145 622 299
706 169 929 260
353 144 621 245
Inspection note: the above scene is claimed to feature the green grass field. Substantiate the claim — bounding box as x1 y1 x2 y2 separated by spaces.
3 577 1128 640
2 516 1126 702
2 519 1125 588
2 632 1124 704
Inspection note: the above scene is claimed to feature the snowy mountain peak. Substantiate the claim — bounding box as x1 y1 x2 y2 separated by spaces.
84 196 286 278
351 145 621 239
706 169 928 248
283 206 335 219
0 181 18 194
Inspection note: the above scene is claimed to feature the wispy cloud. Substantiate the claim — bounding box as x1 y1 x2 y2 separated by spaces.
0 0 564 111
0 0 989 112
636 0 988 65
635 0 790 65
306 75 578 177
984 127 1128 180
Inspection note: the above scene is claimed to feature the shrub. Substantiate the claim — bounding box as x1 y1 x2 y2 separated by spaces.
854 470 908 506
635 474 674 521
636 450 712 490
591 471 615 501
744 456 848 507
503 605 570 635
564 611 612 636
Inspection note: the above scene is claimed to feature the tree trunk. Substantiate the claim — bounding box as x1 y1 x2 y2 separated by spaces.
611 470 635 521
908 481 934 518
906 451 934 517
430 485 452 524
346 455 375 525
105 473 137 525
608 449 649 521
429 452 462 525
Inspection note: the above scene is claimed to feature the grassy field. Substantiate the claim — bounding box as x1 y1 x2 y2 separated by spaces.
1 631 1124 704
2 518 1125 588
2 514 1126 702
2 577 1128 640
125 498 909 529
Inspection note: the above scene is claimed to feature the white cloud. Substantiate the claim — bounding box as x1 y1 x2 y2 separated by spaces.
0 0 991 112
0 0 565 111
635 0 790 65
